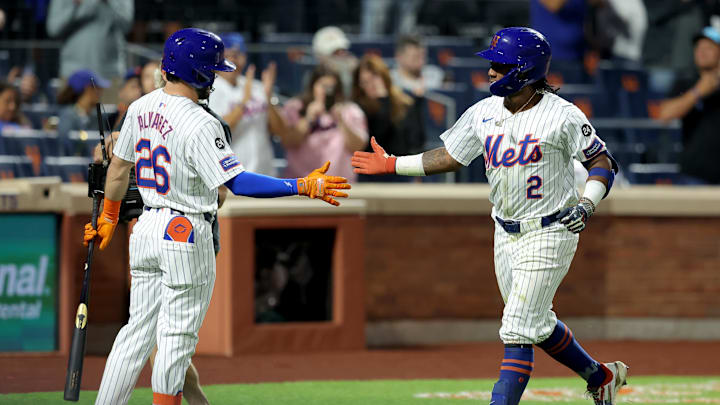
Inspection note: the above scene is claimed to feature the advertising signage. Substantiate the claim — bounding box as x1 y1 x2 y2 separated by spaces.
0 214 58 351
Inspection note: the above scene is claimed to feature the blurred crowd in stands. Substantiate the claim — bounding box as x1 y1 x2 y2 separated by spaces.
1 0 720 185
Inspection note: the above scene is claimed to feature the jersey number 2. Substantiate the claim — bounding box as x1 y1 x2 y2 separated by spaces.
136 138 171 194
526 176 542 199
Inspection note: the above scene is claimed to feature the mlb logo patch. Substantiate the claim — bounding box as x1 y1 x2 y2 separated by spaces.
583 138 603 160
219 155 240 172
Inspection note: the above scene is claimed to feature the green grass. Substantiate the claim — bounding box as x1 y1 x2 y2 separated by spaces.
2 376 719 404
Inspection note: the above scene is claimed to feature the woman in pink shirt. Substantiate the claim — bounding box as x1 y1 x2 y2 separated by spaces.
281 64 368 182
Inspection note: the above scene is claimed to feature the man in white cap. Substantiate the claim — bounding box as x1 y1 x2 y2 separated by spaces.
312 26 358 95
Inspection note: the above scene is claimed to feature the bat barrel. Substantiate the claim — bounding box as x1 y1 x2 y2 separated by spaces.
63 326 87 401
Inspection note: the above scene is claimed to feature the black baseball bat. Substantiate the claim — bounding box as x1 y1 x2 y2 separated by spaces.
64 101 109 401
63 193 101 401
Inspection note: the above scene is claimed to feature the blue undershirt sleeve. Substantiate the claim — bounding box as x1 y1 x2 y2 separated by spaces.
224 171 298 198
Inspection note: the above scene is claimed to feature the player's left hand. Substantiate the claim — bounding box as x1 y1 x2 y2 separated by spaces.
557 198 595 233
82 199 121 250
297 161 351 206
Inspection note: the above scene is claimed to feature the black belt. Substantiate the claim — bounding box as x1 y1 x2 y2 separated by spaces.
495 211 560 234
144 206 215 223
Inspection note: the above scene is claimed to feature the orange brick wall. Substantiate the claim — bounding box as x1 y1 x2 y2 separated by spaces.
364 215 720 321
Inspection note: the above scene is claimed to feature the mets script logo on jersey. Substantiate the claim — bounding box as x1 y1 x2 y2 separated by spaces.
219 155 240 172
484 134 543 169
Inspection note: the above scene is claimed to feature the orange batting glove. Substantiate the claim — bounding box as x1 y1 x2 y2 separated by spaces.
297 161 351 206
83 198 121 250
351 137 396 175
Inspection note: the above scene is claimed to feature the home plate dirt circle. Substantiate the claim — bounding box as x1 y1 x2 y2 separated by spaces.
414 380 720 403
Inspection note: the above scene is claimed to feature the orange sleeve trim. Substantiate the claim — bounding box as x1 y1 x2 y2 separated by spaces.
152 392 182 405
500 365 532 375
503 358 534 368
101 198 122 224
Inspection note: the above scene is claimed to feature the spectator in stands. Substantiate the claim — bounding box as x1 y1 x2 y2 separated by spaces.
140 60 160 95
391 34 445 95
530 0 587 65
353 54 424 182
603 0 647 64
6 67 43 104
643 0 704 94
113 66 143 129
658 26 720 185
56 69 108 154
209 33 289 176
312 26 358 95
280 64 368 182
0 82 30 131
46 0 133 80
361 0 423 36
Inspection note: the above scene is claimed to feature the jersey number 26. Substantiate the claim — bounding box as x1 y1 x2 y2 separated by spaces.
136 138 171 194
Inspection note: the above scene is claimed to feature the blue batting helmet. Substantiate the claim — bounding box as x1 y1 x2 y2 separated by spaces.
476 27 551 97
162 28 236 89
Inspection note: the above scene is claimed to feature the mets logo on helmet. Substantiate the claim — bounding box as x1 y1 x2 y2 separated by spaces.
490 35 499 49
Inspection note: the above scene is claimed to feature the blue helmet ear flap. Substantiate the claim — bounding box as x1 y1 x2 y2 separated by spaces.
490 65 524 97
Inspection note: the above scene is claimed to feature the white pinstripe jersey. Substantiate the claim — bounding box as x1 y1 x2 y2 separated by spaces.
114 88 245 214
441 92 609 221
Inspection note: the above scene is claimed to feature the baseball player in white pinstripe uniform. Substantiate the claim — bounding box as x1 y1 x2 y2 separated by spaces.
352 27 627 405
84 28 350 405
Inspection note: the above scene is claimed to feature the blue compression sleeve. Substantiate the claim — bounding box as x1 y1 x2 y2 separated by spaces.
224 171 298 198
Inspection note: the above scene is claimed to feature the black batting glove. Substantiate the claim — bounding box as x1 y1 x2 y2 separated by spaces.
558 198 596 233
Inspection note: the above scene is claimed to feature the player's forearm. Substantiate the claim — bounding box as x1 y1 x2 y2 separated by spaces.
224 172 297 197
581 154 614 207
421 147 463 175
104 158 133 201
585 155 612 187
657 90 697 121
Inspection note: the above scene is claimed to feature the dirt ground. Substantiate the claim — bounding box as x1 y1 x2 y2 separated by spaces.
1 341 718 393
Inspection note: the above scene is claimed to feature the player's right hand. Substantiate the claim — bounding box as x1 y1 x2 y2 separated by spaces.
82 199 122 250
351 137 396 175
297 161 351 206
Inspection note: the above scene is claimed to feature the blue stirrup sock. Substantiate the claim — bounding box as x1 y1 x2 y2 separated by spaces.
536 320 611 387
490 345 533 405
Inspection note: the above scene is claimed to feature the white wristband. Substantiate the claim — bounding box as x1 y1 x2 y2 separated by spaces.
395 154 426 176
582 179 607 207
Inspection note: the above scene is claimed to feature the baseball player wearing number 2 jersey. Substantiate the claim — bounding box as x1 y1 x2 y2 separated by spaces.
83 28 350 405
353 27 626 405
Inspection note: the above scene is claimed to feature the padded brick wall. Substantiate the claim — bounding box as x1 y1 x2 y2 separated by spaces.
364 215 720 320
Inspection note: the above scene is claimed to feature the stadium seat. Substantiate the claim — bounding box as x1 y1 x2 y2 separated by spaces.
22 104 60 129
596 64 650 118
425 38 477 67
547 61 590 85
443 57 489 89
0 155 36 178
44 156 91 182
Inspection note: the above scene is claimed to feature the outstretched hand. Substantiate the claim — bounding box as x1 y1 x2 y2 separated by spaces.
297 161 351 206
351 137 396 175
